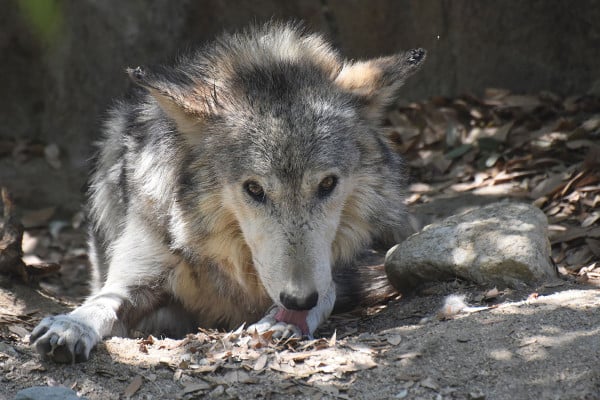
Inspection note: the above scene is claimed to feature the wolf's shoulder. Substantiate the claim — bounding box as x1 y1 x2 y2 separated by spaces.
100 88 178 149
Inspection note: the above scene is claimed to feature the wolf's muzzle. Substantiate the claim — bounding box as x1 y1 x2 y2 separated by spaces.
279 291 318 310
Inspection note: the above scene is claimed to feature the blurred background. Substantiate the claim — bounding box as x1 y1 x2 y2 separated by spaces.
2 0 600 213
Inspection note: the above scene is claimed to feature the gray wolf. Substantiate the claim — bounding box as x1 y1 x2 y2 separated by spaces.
30 22 426 363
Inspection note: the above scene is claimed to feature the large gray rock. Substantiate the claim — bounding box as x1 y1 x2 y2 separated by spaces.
15 386 85 400
385 202 557 291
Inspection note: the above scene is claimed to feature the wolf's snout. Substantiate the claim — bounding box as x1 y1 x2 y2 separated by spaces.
280 291 318 310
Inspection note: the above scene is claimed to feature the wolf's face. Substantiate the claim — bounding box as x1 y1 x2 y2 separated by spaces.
224 168 350 311
128 24 426 318
219 84 363 310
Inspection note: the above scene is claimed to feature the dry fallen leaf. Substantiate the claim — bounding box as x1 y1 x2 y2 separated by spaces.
519 338 538 348
180 381 211 395
328 330 337 347
483 287 500 300
123 375 143 399
253 354 268 371
8 325 29 338
582 212 600 228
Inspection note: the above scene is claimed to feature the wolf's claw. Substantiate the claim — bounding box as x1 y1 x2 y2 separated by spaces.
30 315 100 363
247 315 277 334
269 321 303 339
248 308 303 339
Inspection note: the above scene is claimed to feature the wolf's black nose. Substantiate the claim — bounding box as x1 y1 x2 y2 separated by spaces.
280 291 318 310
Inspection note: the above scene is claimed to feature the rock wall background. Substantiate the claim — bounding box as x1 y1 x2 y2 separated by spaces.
2 0 599 211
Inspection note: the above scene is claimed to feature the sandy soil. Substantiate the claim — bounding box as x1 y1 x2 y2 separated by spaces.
1 258 599 400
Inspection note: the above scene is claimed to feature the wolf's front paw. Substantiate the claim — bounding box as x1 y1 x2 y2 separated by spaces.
30 315 100 363
247 308 303 340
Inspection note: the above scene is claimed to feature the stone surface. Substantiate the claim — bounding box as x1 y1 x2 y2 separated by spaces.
385 202 557 291
14 386 84 400
2 1 600 211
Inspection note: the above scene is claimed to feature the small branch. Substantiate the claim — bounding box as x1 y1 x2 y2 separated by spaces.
0 187 60 282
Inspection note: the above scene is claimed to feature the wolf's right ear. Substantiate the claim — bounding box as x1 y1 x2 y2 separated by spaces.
127 66 215 135
334 48 426 120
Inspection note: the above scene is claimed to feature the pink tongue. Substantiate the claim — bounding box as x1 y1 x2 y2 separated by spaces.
274 308 309 335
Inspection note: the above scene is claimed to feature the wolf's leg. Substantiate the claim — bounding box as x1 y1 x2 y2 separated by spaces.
248 283 336 339
30 215 172 363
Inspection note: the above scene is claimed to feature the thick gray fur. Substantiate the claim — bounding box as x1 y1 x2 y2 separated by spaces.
30 22 426 363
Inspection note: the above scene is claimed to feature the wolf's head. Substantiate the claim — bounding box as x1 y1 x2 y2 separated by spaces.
129 23 426 328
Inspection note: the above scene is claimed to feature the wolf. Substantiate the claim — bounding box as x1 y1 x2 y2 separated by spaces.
30 22 426 363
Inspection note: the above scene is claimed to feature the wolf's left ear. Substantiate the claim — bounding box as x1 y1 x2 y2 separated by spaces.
334 48 426 119
127 66 214 135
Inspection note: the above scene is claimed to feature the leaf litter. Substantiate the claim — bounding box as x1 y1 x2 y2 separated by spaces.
106 327 384 398
391 90 600 283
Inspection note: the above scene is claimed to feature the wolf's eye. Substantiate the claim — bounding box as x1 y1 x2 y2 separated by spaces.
317 175 338 198
244 181 266 203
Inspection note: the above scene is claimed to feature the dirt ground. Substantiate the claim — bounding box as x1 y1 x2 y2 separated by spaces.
1 90 600 399
1 251 599 400
2 190 600 400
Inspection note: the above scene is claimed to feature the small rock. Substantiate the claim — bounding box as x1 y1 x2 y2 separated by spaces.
145 373 157 382
14 386 85 400
469 390 486 400
209 385 225 397
386 334 403 346
0 342 18 357
386 202 557 291
420 377 439 391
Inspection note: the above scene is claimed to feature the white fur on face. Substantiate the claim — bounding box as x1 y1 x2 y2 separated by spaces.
222 175 350 308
